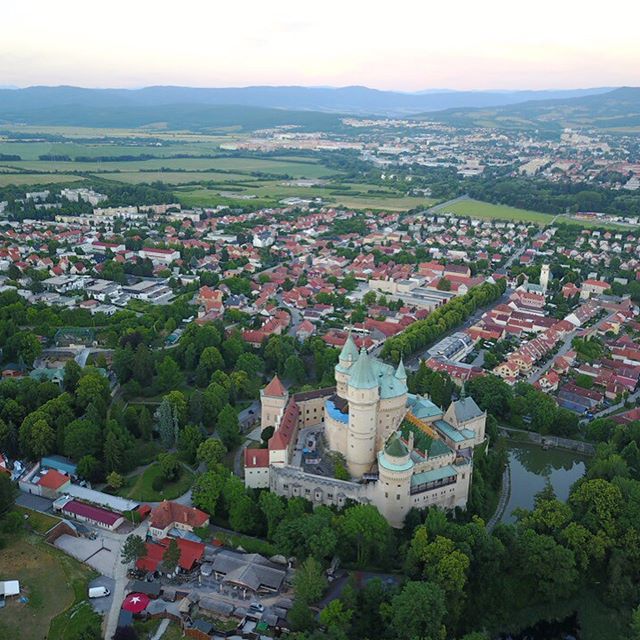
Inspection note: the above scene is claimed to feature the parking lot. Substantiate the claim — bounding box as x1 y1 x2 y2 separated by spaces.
88 576 116 614
55 533 118 577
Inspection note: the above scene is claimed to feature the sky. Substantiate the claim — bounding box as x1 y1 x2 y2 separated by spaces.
2 0 640 91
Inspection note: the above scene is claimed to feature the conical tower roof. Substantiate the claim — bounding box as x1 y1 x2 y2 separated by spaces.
262 374 287 398
395 357 407 381
339 332 359 363
348 348 377 389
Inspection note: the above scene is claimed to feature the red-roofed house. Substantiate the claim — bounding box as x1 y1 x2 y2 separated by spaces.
58 499 124 531
149 501 209 540
580 279 609 300
136 537 205 573
37 469 71 498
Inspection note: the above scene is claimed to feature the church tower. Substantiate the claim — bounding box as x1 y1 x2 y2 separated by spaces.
540 264 551 293
345 348 379 477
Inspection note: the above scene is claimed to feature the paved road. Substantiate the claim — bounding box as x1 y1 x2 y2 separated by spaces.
426 194 471 214
526 329 579 384
104 520 149 640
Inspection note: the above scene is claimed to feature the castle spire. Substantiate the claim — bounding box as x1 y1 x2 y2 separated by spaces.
348 347 377 389
395 357 407 381
339 330 359 364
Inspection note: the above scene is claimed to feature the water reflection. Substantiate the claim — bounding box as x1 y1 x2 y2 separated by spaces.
501 444 587 524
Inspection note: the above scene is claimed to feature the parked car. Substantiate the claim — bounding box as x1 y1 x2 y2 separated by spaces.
88 586 110 599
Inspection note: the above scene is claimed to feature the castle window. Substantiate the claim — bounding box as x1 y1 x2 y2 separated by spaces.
396 495 400 500
385 492 388 498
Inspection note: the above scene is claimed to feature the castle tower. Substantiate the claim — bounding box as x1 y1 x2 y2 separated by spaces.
540 264 551 292
335 332 359 399
345 348 379 477
374 435 414 528
260 375 288 429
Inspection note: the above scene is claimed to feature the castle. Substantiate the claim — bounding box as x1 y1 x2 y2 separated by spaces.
244 334 486 527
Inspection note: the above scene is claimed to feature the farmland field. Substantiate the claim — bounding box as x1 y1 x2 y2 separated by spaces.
330 194 436 211
97 170 255 184
436 198 555 224
0 173 83 186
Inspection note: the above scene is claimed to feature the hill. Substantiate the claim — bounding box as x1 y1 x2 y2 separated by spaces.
420 87 640 132
0 85 612 122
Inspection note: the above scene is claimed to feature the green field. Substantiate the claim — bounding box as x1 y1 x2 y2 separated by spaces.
0 535 98 640
0 173 83 186
331 194 436 211
437 198 554 224
98 170 256 184
117 462 195 501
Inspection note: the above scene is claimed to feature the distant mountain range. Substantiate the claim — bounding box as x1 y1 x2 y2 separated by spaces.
419 87 640 132
0 85 636 132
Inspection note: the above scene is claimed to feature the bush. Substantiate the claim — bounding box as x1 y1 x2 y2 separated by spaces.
151 475 165 492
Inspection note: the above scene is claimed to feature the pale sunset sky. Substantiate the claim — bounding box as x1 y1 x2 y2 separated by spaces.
2 0 639 90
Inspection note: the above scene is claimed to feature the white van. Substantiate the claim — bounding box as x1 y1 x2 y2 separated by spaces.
88 586 110 599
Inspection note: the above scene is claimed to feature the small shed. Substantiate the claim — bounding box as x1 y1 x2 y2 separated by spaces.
0 581 20 598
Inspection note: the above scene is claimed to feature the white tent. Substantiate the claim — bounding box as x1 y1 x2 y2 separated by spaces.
0 581 20 597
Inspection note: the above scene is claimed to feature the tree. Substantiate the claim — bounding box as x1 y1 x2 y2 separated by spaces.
6 331 42 366
191 470 226 515
217 404 241 450
259 491 286 540
164 390 188 427
196 438 227 470
340 504 391 566
195 347 224 386
178 424 204 464
63 360 82 393
283 354 306 384
75 370 110 414
138 406 153 441
64 419 101 460
77 455 103 483
132 344 154 386
294 556 327 604
319 599 353 632
107 471 124 490
156 398 178 449
382 581 446 640
437 277 452 291
158 452 181 482
121 534 147 564
29 418 55 459
162 538 181 574
0 474 16 517
156 356 183 392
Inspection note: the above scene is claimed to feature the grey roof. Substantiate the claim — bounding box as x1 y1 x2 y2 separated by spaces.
339 333 359 363
348 348 378 390
452 397 483 423
199 597 234 616
211 551 286 592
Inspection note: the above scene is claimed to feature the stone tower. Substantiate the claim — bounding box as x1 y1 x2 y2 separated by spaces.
335 332 359 398
260 375 288 429
374 434 414 527
540 264 551 292
345 348 379 477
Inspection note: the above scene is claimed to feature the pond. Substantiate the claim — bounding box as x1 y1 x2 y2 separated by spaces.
501 443 588 524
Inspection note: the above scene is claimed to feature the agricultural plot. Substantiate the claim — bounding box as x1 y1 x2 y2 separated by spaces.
437 198 555 224
0 173 83 186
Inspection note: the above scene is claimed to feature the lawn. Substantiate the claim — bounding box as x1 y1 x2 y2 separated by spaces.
0 535 98 640
438 198 554 224
15 506 61 534
119 462 195 501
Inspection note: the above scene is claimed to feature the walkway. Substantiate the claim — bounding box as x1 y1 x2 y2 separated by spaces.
486 465 511 531
150 618 170 640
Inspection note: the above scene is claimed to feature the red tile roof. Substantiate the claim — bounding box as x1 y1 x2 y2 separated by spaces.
244 448 269 468
149 501 209 531
263 375 287 398
62 499 122 526
38 469 70 490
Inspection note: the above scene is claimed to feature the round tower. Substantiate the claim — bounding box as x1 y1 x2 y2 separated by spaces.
374 435 414 528
335 332 359 399
540 264 551 292
345 348 379 477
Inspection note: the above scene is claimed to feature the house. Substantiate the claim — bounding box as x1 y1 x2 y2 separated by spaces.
37 469 71 499
55 497 124 531
580 279 609 300
136 537 205 573
149 501 209 539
